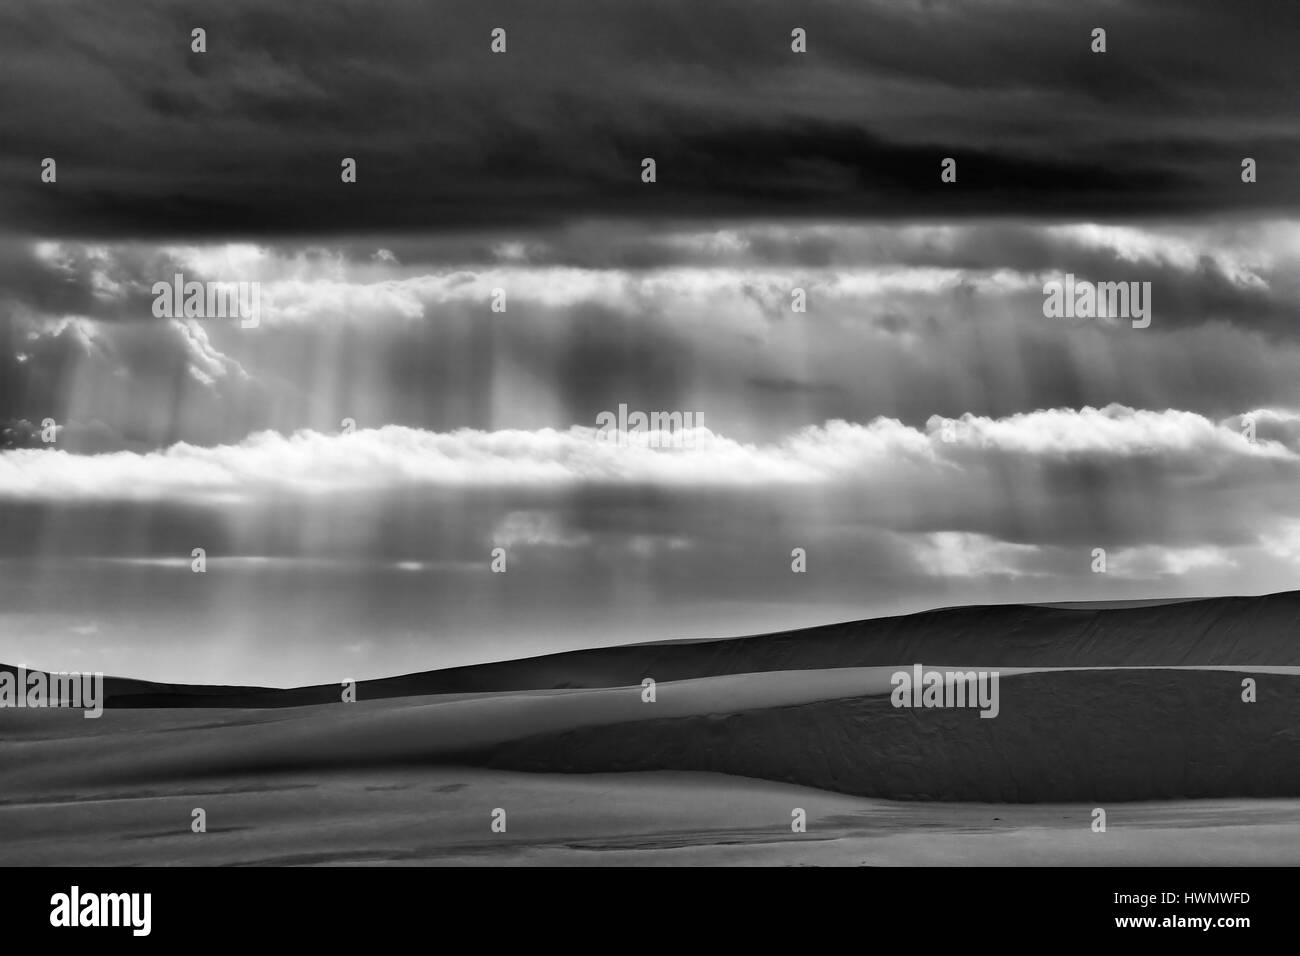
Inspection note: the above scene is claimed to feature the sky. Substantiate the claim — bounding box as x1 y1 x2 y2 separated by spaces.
1 0 1299 685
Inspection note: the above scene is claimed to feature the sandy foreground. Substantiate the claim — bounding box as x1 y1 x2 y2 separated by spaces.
3 765 1298 866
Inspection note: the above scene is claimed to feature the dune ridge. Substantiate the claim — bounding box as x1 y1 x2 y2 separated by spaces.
4 589 1299 708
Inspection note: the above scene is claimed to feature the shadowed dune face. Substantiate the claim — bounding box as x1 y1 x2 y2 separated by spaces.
1 668 1295 804
478 670 1300 802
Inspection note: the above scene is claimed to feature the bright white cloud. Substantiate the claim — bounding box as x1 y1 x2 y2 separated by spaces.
910 531 1045 579
1 405 1295 504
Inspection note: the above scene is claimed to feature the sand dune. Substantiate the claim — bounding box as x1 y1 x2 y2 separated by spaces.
4 591 1300 864
2 666 1295 803
6 589 1300 708
481 669 1300 802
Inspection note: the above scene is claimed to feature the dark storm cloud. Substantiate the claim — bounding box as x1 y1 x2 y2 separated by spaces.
2 0 1298 237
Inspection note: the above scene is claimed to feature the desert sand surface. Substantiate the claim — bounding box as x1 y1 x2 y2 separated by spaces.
4 591 1300 865
3 666 1296 797
3 766 1298 866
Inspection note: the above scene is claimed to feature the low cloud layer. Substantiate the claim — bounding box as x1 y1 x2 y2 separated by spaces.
1 404 1294 503
2 403 1298 683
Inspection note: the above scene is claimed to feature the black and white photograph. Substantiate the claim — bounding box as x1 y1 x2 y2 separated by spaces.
0 0 1294 932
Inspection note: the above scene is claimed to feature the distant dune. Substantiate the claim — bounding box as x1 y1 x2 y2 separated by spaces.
5 589 1299 708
